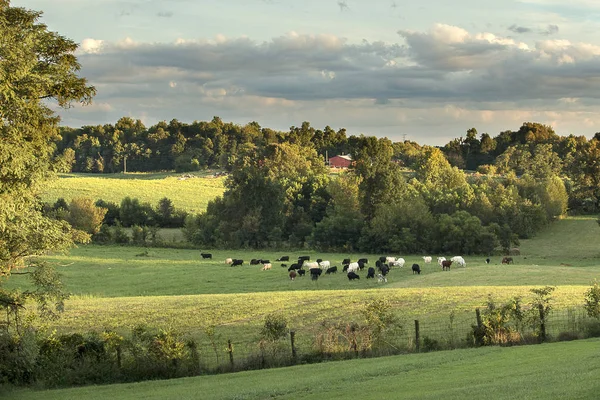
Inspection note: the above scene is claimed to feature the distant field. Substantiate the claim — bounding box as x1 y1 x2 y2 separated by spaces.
8 339 600 400
40 171 226 213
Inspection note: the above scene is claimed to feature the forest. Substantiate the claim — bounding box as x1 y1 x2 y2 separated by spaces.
53 118 600 254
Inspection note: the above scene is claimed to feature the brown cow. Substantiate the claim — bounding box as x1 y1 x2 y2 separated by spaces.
502 257 513 264
441 260 452 271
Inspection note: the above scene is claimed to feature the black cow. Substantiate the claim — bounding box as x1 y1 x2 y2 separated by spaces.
485 258 490 264
347 271 360 280
316 258 323 263
342 258 351 265
376 260 383 270
358 261 366 270
342 265 349 272
298 255 310 262
200 253 212 259
250 259 260 265
366 267 376 279
277 256 290 262
358 258 368 264
288 263 301 271
297 268 306 276
310 268 322 281
412 263 421 274
280 263 288 268
259 259 270 264
231 259 244 266
325 266 338 274
378 256 387 264
380 265 390 276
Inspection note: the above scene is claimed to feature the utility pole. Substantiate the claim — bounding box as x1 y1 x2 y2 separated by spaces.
123 156 127 174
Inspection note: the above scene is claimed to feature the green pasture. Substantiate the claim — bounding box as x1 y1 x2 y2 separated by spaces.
8 338 600 400
40 172 226 213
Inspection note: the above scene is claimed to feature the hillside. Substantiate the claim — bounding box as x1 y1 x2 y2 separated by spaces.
41 172 226 213
8 339 600 400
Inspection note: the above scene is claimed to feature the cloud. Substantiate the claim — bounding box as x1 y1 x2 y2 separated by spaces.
66 26 600 144
542 24 560 35
509 24 532 34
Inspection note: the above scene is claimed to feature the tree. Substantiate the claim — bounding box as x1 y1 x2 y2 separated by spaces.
0 1 95 277
0 1 95 333
66 197 108 235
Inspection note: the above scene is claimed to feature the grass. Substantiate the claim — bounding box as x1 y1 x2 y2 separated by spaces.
7 338 600 400
40 171 226 213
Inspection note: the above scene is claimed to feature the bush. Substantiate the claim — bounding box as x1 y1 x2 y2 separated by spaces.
66 197 107 235
584 280 600 319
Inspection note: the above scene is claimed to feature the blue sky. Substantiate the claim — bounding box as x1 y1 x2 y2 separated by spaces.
16 0 600 144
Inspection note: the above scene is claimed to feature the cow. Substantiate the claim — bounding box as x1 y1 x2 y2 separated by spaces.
347 262 360 274
412 263 421 274
298 255 311 262
297 268 306 276
358 261 367 270
485 258 490 264
277 256 290 262
357 258 368 264
451 256 466 268
380 265 390 276
231 259 244 266
225 258 233 265
437 257 446 267
319 260 331 270
261 263 272 271
366 267 376 279
304 261 319 270
378 256 387 264
423 256 432 264
310 268 322 281
289 270 297 280
385 256 396 264
347 271 360 280
200 253 212 259
502 257 513 264
280 263 288 268
392 258 405 268
259 259 270 264
288 263 301 271
342 258 351 266
325 266 338 274
316 258 323 263
250 259 260 265
342 265 349 272
377 274 388 283
441 260 452 271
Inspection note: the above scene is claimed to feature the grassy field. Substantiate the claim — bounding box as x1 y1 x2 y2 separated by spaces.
8 338 600 400
40 171 226 213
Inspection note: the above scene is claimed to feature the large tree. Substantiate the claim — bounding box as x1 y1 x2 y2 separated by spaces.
0 2 95 278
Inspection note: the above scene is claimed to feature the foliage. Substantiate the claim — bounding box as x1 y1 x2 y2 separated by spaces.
583 280 600 319
65 197 107 235
260 313 288 342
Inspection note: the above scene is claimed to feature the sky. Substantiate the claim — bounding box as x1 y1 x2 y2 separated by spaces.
15 0 600 145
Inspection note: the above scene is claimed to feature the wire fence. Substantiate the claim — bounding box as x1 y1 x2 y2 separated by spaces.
178 306 598 373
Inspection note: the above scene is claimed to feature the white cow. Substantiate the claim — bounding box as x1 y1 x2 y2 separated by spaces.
422 256 432 264
385 257 396 264
347 262 360 274
304 261 319 270
392 258 405 268
451 256 466 267
319 260 331 270
225 258 233 265
437 257 446 267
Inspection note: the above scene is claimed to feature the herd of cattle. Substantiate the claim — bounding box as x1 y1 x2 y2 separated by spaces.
199 252 515 282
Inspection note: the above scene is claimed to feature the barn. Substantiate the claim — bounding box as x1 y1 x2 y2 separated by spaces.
329 155 352 168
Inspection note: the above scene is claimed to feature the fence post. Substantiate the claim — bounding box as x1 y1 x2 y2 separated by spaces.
538 304 546 343
290 330 297 362
414 320 420 352
227 339 234 368
474 308 484 346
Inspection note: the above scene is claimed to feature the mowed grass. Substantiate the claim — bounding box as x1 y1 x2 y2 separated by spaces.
8 338 600 400
40 172 226 213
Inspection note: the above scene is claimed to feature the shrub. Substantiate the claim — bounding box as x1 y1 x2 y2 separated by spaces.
66 197 108 235
584 280 600 319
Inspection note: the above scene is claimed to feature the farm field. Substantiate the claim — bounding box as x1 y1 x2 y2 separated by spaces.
40 172 226 213
7 216 600 366
8 338 600 400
